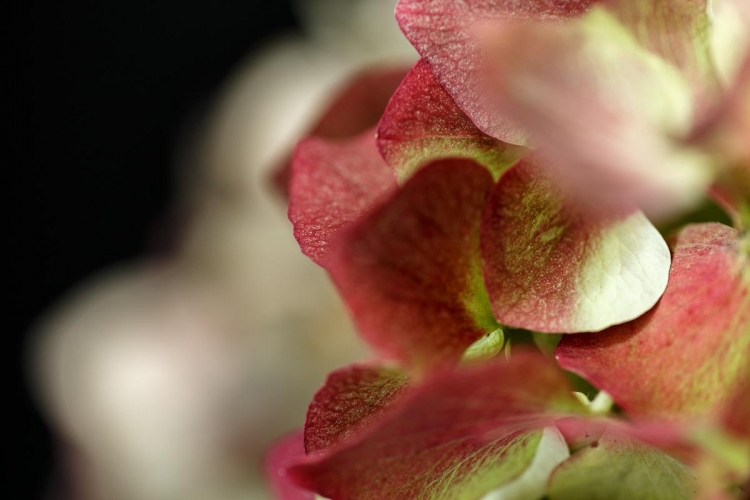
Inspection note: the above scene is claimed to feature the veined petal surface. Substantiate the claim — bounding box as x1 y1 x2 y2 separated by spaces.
557 223 750 421
290 351 585 500
481 158 671 333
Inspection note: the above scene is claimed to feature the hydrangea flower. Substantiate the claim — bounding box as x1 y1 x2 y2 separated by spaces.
267 0 750 498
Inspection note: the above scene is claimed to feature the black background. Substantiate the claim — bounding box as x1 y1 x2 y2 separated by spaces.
20 2 300 497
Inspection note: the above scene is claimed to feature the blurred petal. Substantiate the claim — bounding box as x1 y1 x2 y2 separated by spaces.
290 351 585 500
709 0 750 86
481 158 670 333
721 369 750 441
394 0 598 145
273 65 409 195
547 429 698 500
691 54 750 219
377 59 525 181
485 8 713 219
328 159 498 371
303 66 409 140
288 130 398 267
604 0 717 91
265 432 317 500
556 223 750 421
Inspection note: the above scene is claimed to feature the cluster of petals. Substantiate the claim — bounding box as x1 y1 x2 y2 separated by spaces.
269 0 750 499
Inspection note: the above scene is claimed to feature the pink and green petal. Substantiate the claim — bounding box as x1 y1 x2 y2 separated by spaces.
483 7 712 219
288 130 398 267
377 59 525 182
547 429 698 500
327 159 499 371
290 351 586 500
304 364 408 455
273 65 409 196
556 223 750 421
394 0 599 145
265 431 317 500
480 158 671 333
479 427 571 500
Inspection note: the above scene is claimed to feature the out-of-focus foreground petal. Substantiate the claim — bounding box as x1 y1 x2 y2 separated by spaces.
691 54 750 222
603 0 716 91
394 0 599 145
556 223 750 421
481 158 671 333
482 8 713 220
709 0 750 86
722 370 750 442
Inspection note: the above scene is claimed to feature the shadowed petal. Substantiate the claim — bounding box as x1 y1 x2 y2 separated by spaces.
328 159 498 370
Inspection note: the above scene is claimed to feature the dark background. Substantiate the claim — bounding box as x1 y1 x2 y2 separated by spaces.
20 2 300 497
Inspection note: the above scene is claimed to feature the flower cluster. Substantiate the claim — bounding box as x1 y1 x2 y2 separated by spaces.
268 1 750 499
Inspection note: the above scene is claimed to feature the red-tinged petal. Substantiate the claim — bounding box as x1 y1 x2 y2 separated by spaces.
290 350 585 500
303 67 410 141
547 429 699 500
377 59 525 182
273 65 410 196
304 364 408 455
481 158 671 333
288 130 398 267
265 431 317 500
483 8 712 220
328 159 499 371
603 0 716 91
394 0 598 145
556 223 750 421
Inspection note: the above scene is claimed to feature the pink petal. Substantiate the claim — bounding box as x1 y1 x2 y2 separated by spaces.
556 223 750 421
481 11 712 220
274 66 409 196
394 0 598 144
481 158 670 333
328 159 498 371
377 59 524 181
288 130 398 267
291 350 584 499
265 431 317 500
304 364 408 455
